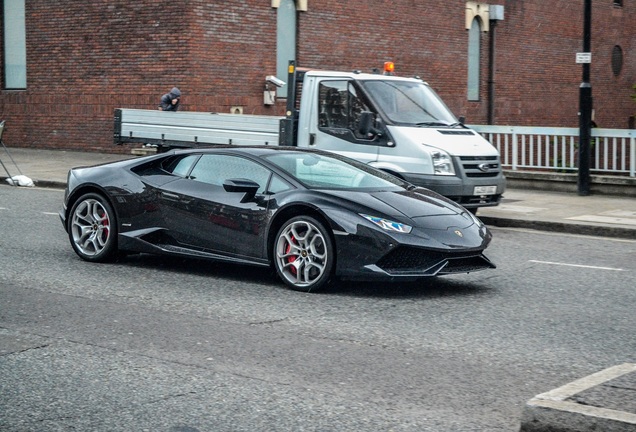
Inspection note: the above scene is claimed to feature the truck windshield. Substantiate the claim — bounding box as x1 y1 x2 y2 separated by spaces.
361 80 458 126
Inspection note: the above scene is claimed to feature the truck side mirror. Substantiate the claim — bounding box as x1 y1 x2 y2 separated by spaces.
358 111 381 138
458 116 466 125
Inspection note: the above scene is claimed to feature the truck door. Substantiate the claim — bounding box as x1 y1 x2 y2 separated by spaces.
308 80 383 163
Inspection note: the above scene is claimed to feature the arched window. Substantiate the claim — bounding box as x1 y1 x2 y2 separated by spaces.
467 18 481 101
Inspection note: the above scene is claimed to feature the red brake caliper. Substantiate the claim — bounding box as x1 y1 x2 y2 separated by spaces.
286 235 297 275
101 208 109 237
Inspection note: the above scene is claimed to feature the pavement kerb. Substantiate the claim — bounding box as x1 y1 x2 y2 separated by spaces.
478 216 636 240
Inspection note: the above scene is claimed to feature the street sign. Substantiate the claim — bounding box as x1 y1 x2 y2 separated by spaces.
576 52 592 64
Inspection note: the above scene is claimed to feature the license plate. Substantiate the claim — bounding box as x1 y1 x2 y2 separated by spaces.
474 185 497 195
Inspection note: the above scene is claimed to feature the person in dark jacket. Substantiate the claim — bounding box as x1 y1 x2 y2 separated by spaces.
159 87 181 111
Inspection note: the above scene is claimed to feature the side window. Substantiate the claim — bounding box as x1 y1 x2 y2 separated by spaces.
189 154 271 194
319 81 348 129
162 154 200 177
318 81 370 138
268 175 292 194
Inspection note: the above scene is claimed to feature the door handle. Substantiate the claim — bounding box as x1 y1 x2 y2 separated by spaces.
309 133 316 145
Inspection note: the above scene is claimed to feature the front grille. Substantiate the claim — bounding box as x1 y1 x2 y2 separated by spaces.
438 130 475 136
376 246 494 275
459 156 501 178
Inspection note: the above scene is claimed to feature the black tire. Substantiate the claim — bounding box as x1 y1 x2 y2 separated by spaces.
68 192 118 262
273 216 334 292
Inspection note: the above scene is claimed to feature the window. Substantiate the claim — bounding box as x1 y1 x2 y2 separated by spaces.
189 155 272 194
467 18 482 101
611 45 623 76
163 155 200 177
613 0 623 7
362 80 457 125
4 0 27 89
276 0 296 97
264 152 405 190
318 80 370 136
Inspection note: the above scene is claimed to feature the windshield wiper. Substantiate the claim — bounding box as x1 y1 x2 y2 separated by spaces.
415 121 450 127
416 121 467 128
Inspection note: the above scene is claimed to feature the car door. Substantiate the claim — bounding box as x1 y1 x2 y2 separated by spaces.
158 153 276 260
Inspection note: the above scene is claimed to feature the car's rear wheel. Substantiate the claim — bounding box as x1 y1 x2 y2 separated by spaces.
274 216 334 292
68 193 118 262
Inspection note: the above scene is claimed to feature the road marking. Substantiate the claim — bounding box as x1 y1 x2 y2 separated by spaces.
42 212 58 215
529 260 626 271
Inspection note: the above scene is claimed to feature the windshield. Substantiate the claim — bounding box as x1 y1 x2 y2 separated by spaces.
264 152 407 190
361 80 457 126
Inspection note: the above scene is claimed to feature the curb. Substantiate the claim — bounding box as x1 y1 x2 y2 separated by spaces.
478 216 636 240
520 364 636 432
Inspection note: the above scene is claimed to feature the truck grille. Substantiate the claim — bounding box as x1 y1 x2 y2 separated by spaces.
459 156 501 178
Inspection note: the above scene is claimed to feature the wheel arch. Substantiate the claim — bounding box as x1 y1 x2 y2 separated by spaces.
66 185 119 229
266 204 336 266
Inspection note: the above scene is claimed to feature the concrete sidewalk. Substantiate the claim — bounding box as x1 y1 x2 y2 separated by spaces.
2 146 636 432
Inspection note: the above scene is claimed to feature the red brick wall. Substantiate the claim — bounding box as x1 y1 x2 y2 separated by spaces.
0 0 633 151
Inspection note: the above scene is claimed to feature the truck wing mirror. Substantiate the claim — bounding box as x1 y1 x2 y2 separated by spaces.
358 111 382 138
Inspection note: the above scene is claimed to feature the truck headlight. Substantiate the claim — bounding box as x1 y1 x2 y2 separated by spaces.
430 148 455 175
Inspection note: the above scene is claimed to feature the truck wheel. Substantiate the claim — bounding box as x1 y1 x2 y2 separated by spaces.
68 193 118 262
274 216 334 292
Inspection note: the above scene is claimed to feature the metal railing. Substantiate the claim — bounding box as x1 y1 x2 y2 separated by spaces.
470 125 636 177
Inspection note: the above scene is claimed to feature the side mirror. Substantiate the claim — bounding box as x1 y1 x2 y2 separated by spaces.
458 116 466 125
358 111 382 138
223 178 260 202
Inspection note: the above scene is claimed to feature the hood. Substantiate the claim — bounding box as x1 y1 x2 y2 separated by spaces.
170 87 181 98
322 188 476 230
387 125 499 157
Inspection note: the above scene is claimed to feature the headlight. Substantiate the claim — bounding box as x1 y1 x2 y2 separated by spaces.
428 147 455 175
360 214 412 233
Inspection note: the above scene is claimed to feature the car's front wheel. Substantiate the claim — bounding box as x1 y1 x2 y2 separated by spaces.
274 216 334 292
68 193 118 262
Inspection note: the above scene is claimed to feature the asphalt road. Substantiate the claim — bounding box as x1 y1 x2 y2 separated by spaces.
1 186 635 431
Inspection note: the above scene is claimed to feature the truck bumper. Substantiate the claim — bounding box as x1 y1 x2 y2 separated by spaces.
401 172 506 209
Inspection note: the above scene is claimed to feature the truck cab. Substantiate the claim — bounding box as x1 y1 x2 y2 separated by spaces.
281 62 505 210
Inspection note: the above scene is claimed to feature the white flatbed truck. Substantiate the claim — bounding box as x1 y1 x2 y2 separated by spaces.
114 61 505 210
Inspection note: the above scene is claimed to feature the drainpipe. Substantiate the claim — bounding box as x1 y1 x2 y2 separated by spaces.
487 5 504 125
487 19 497 125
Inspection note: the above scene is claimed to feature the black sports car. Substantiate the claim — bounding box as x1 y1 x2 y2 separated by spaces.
60 146 495 292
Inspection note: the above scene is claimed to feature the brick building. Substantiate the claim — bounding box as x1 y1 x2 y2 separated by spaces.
0 0 634 152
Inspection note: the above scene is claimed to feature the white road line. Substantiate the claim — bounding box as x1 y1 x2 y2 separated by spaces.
529 260 626 271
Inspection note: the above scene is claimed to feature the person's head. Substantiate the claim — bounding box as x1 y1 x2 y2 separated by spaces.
170 87 181 101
